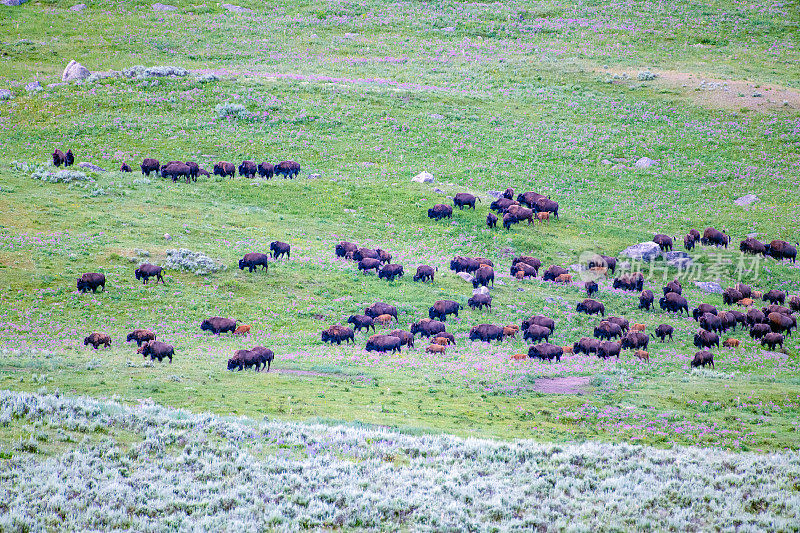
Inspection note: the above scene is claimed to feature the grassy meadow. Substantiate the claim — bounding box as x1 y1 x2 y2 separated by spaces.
1 0 800 528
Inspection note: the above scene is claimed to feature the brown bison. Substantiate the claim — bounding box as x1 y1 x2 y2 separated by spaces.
365 303 397 320
533 197 559 219
700 227 730 248
77 273 106 293
321 325 355 345
653 234 673 252
410 319 446 338
366 335 401 354
587 254 617 274
378 264 404 281
598 341 621 359
388 330 414 349
120 162 132 173
53 149 66 167
428 204 453 221
141 158 160 176
663 280 682 295
126 329 156 346
258 162 274 179
426 344 446 354
747 308 766 326
523 324 552 343
472 265 494 288
790 295 800 313
765 240 797 263
64 149 74 166
469 324 504 343
490 198 519 213
161 162 192 183
659 292 689 315
692 304 718 321
573 337 601 355
486 212 498 228
576 299 605 316
453 192 479 210
228 349 265 371
521 315 555 333
585 280 599 296
761 332 785 351
239 253 269 273
185 161 200 181
413 265 437 283
335 241 358 258
213 161 236 178
528 343 563 362
502 212 518 230
200 317 237 335
621 331 649 350
653 324 674 342
234 325 251 335
502 188 514 200
749 323 771 339
238 160 257 179
516 191 545 208
84 332 111 349
723 288 743 305
723 338 740 349
594 321 623 340
353 248 379 261
693 329 720 349
739 237 767 255
135 263 165 284
429 300 462 321
691 350 714 368
274 160 300 179
358 258 382 274
510 262 537 279
467 293 492 310
763 289 786 305
768 312 796 335
270 241 290 260
639 290 654 310
613 273 644 291
634 350 650 363
138 341 174 363
347 315 375 333
542 265 568 282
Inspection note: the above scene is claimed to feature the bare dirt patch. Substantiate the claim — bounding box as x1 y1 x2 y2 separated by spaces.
597 68 800 113
533 376 591 394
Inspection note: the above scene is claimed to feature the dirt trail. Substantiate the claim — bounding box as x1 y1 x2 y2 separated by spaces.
598 68 800 113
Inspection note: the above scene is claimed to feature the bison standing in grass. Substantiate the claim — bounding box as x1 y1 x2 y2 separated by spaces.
270 241 291 260
453 192 479 209
138 341 174 363
413 265 437 283
238 160 257 179
691 350 714 369
321 325 355 345
258 162 274 179
766 240 797 263
84 332 111 349
469 324 504 343
429 300 462 321
126 329 156 347
200 317 237 335
467 293 492 311
365 302 398 320
700 227 730 248
378 264 404 281
528 343 563 362
239 253 269 273
135 263 165 284
410 319 446 338
141 158 160 176
77 273 106 293
639 290 654 311
576 299 605 316
213 161 235 178
365 334 402 354
274 160 300 179
428 204 453 221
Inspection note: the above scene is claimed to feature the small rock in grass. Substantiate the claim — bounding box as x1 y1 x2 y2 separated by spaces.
457 272 474 283
0 89 12 100
70 3 86 11
221 3 253 13
634 157 657 168
62 60 91 82
473 286 489 296
620 242 661 262
694 281 724 294
734 194 759 207
152 3 177 11
486 190 503 199
412 171 434 183
164 233 172 241
77 162 105 172
25 81 42 92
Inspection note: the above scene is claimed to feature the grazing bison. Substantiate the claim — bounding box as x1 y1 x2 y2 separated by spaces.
429 300 462 321
227 349 265 371
161 162 192 183
52 149 66 167
270 241 290 260
723 338 740 349
621 331 649 350
700 227 729 248
749 323 771 339
365 335 402 354
598 341 621 360
185 161 199 181
747 308 766 326
586 281 599 296
502 212 517 230
735 283 752 299
663 280 682 295
126 329 156 346
634 350 650 363
542 265 568 282
607 316 629 333
365 303 398 320
449 256 480 274
594 321 623 340
511 262 537 279
528 343 563 362
141 158 160 176
523 324 552 343
257 162 274 179
239 252 269 273
197 168 210 178
688 229 701 242
587 254 617 274
763 289 786 305
490 198 518 213
410 319 446 338
573 337 601 356
376 249 392 264
699 313 723 334
502 325 520 339
486 212 498 228
740 237 767 256
358 258 382 274
684 234 696 251
347 315 375 333
238 160 257 179
512 256 542 272
693 329 720 349
502 188 515 200
413 265 437 282
639 290 654 311
353 248 379 261
469 324 504 343
77 273 106 293
135 263 165 284
335 241 358 259
428 204 453 221
762 304 792 317
234 324 251 336
555 273 572 283
388 330 414 349
472 265 494 288
766 240 797 263
213 161 236 178
200 317 237 335
453 192 479 210
321 325 355 345
790 295 800 313
692 304 718 321
274 160 300 179
768 312 796 335
516 191 545 208
576 299 605 316
84 332 111 349
653 234 673 252
251 346 275 371
761 332 785 351
723 288 743 305
426 344 446 354
533 197 559 219
138 341 174 363
120 162 132 173
653 324 674 342
728 310 748 330
521 315 555 334
691 350 714 369
509 206 534 225
613 273 644 292
659 292 689 315
378 264 404 281
717 312 737 332
467 293 492 311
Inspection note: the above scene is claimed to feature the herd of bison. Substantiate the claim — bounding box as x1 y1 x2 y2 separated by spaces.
62 148 798 374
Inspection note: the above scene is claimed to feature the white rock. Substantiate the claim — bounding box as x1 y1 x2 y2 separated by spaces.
620 242 661 262
472 286 490 296
1 0 30 5
486 190 503 199
601 159 612 165
412 171 434 183
152 3 177 11
62 60 91 82
634 157 657 168
429 113 445 119
457 272 474 283
734 194 759 207
694 281 723 294
221 3 252 13
77 162 106 172
70 3 87 11
308 173 321 180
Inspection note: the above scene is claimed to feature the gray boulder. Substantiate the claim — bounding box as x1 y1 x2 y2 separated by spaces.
1 0 30 5
152 3 177 11
634 157 657 168
486 190 503 199
694 281 724 294
221 3 253 13
78 162 106 172
70 3 87 11
663 250 693 268
472 286 490 296
62 60 91 82
0 89 12 100
412 171 434 183
734 194 759 207
620 242 661 262
25 81 42 92
456 272 474 283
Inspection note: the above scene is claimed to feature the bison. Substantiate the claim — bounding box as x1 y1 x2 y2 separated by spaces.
663 280 682 296
429 300 462 321
613 273 644 292
258 162 274 179
239 253 269 273
274 160 300 179
768 312 796 335
739 237 767 256
213 161 235 178
486 212 498 228
761 332 785 351
700 227 729 248
523 324 552 343
53 149 66 167
409 319 445 339
528 343 563 362
621 331 649 350
467 293 492 311
185 161 200 181
469 324 504 343
573 337 601 355
120 162 132 173
358 258 382 274
365 335 402 354
453 192 479 210
693 329 720 349
126 329 155 347
135 263 164 284
749 323 771 339
576 299 605 316
586 281 599 296
653 324 674 342
594 321 623 340
378 264 404 281
161 162 192 183
639 290 654 311
138 340 174 363
77 273 106 293
347 315 375 333
765 240 797 263
542 265 568 282
270 241 290 260
699 313 723 334
200 317 237 335
388 330 414 349
234 325 251 336
587 254 617 274
490 198 518 213
84 332 111 349
598 341 621 359
747 308 766 326
502 212 517 230
413 265 437 283
653 234 673 252
428 204 453 221
141 158 160 176
691 350 714 369
321 325 355 345
533 197 559 219
723 288 743 305
521 315 555 334
238 160 257 179
335 241 358 259
365 303 398 320
472 265 494 288
692 304 718 321
227 349 264 371
516 191 545 208
659 293 689 315
763 289 786 305
511 262 537 279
